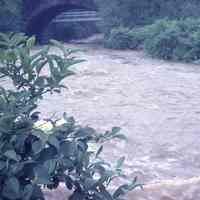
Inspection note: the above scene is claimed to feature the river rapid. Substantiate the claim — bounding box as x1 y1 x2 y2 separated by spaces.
37 42 200 199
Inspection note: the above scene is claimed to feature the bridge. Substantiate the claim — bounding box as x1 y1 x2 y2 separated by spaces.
52 10 101 23
23 0 97 37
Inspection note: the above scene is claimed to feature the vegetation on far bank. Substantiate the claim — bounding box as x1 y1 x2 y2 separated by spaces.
95 0 200 62
104 18 200 62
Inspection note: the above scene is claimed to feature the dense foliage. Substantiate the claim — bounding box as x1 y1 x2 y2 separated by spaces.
104 26 147 50
96 0 200 34
0 33 140 200
97 0 200 62
104 27 132 49
144 18 200 61
0 0 23 32
104 18 200 62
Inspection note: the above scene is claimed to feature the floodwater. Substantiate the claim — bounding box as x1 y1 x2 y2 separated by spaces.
37 41 200 199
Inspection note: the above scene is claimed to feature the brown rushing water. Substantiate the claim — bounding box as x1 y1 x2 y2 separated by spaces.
36 42 200 199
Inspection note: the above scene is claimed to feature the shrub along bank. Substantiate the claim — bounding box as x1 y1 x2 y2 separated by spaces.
105 18 200 63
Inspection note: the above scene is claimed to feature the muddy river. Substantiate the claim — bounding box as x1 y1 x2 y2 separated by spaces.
37 42 200 199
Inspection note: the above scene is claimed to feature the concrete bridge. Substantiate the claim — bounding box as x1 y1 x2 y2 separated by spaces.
23 0 96 37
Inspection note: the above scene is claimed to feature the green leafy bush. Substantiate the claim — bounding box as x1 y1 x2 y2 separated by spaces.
104 27 132 49
127 27 149 49
0 33 140 200
104 26 148 50
105 18 200 62
144 18 200 61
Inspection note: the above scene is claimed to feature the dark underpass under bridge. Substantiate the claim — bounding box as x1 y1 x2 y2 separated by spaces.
23 0 99 37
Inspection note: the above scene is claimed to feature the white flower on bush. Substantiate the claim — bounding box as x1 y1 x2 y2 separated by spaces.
34 118 66 132
34 119 99 152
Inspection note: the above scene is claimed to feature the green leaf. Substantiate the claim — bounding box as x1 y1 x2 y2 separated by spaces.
113 185 127 199
34 165 51 184
44 159 57 174
31 185 44 200
116 156 125 169
0 114 15 133
95 145 103 158
84 177 97 190
60 141 76 157
2 177 21 200
98 186 114 200
62 158 74 170
10 162 24 175
129 178 143 190
37 147 57 162
34 76 45 87
113 134 127 141
35 59 48 74
4 150 20 161
113 177 142 199
40 45 50 56
65 175 73 190
32 129 48 143
0 161 6 170
111 127 121 135
26 36 36 49
22 184 34 200
75 127 96 139
32 140 43 154
48 135 60 150
50 39 66 54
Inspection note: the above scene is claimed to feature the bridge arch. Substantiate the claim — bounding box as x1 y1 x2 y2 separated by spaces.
24 0 96 37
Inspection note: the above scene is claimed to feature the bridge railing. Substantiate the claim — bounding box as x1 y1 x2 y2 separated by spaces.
52 11 102 23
